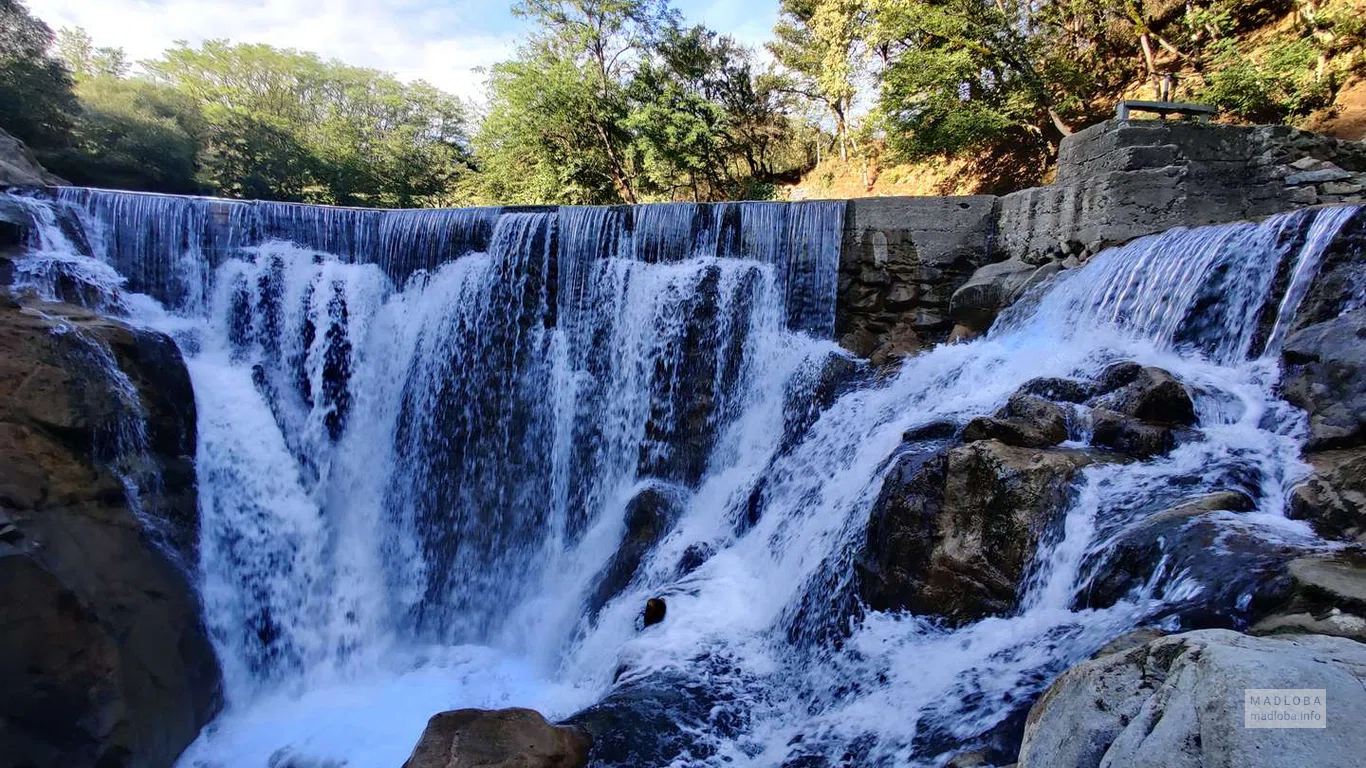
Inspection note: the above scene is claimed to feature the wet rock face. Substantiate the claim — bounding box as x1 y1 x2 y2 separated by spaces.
1 196 28 250
564 672 740 768
586 483 684 617
1280 309 1366 451
962 393 1069 449
1090 364 1196 426
1018 629 1366 768
1017 376 1096 404
403 708 590 768
860 440 1104 625
1074 490 1303 626
860 362 1205 626
0 298 220 768
1288 449 1366 543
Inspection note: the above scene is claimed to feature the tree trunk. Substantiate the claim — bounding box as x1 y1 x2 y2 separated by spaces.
593 121 636 204
1047 108 1074 137
833 104 849 164
1139 33 1159 97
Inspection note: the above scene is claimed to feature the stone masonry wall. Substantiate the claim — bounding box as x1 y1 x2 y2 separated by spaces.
835 119 1366 359
836 196 997 363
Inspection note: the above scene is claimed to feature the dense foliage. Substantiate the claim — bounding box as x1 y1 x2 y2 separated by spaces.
779 0 1364 185
0 0 77 150
1 0 471 204
1 0 1363 204
474 0 803 204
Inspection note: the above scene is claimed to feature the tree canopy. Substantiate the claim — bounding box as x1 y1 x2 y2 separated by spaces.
1 0 1362 204
0 0 78 150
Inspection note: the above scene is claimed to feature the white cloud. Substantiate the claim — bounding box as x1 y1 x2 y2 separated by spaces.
26 0 522 101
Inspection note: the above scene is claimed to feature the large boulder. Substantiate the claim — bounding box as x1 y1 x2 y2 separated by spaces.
1074 491 1301 626
1279 310 1366 450
0 127 65 187
1017 629 1366 768
403 708 590 768
949 258 1064 336
861 440 1105 625
0 297 220 767
1288 449 1366 543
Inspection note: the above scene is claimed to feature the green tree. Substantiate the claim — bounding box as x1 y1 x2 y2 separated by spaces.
483 0 676 203
0 0 78 150
144 40 472 205
196 108 316 201
768 0 866 162
45 76 204 193
869 0 1086 165
476 54 623 204
477 0 798 205
628 25 795 200
56 26 128 79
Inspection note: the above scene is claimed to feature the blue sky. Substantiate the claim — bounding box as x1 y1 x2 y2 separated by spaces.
27 0 780 101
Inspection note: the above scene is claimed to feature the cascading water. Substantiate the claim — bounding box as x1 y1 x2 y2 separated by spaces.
4 185 1361 768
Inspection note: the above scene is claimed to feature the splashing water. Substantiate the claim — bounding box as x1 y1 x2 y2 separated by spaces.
5 187 1362 767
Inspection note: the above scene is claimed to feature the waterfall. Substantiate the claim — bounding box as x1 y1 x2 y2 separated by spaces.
4 186 1362 767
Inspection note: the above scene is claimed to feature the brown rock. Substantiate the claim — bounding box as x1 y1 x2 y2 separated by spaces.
643 597 666 627
403 708 590 768
861 440 1105 625
0 298 220 768
1288 449 1366 543
963 394 1069 449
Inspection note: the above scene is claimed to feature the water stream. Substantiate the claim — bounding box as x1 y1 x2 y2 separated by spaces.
4 187 1360 767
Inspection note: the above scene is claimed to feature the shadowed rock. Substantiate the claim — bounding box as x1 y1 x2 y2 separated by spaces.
1280 310 1366 450
1090 365 1196 426
1017 376 1096 404
1288 449 1366 543
586 483 684 617
1089 408 1176 458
